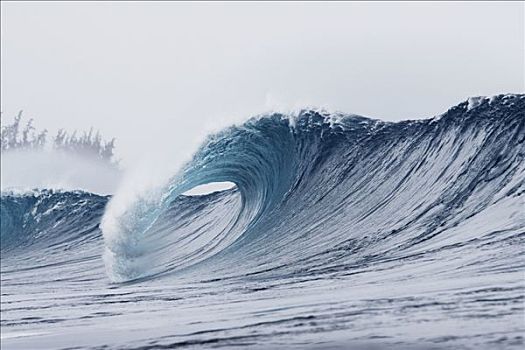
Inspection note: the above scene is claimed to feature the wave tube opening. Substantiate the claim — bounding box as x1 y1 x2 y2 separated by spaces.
182 181 237 196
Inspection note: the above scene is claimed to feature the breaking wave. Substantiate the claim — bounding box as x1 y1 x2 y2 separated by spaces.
2 94 524 349
98 94 525 283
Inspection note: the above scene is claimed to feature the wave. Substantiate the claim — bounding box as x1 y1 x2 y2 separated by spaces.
99 94 525 282
1 94 524 349
1 189 106 252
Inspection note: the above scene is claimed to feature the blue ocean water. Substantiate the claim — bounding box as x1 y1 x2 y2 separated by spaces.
1 94 524 349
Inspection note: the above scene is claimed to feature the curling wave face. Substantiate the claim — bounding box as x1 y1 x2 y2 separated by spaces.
101 94 524 283
1 94 524 349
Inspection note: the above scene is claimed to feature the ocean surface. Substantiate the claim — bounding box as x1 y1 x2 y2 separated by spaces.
1 94 524 349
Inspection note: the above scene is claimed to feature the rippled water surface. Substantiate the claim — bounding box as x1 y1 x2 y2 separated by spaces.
2 95 524 349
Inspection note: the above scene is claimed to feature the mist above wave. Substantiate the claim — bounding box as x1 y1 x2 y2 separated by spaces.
1 150 121 195
1 111 121 195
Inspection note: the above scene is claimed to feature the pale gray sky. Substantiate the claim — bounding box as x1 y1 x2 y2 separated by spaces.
1 1 524 163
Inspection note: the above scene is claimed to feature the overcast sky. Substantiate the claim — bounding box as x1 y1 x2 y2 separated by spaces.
1 1 524 163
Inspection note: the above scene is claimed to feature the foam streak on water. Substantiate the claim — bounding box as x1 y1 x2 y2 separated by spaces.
1 94 524 350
